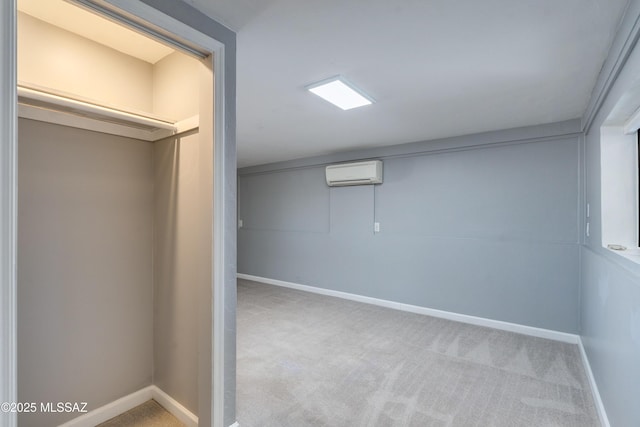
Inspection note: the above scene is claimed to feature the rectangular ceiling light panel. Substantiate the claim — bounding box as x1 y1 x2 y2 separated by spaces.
307 77 374 110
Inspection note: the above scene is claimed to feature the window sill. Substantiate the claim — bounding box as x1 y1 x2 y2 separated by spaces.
604 245 640 264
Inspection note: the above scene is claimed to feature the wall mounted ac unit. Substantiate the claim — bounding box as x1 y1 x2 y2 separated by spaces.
325 160 383 186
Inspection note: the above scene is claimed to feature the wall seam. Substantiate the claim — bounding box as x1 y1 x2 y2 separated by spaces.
578 133 585 335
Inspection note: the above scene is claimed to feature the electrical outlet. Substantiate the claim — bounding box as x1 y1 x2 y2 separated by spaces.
374 222 380 233
238 219 243 228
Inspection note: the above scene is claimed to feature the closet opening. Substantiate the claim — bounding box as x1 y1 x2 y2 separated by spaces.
10 1 234 426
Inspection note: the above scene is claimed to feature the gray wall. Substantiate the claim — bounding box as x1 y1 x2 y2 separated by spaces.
238 121 582 333
153 132 201 415
580 0 640 424
18 124 211 425
580 249 640 426
151 44 204 418
17 119 154 426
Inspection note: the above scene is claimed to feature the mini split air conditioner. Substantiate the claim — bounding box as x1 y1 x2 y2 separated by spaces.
325 160 383 186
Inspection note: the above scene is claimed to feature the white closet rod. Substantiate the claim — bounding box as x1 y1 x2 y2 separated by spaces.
17 86 177 131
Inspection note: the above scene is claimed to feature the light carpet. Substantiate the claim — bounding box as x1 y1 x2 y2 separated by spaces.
237 279 599 427
97 400 184 427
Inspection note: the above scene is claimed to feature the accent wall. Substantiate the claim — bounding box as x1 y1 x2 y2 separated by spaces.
238 120 582 333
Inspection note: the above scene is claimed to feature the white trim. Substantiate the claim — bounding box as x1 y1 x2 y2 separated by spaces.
0 0 17 426
578 337 610 427
623 103 640 134
17 85 201 142
18 105 199 142
151 386 198 427
17 85 176 131
237 274 580 344
57 386 199 427
212 44 229 427
175 115 200 135
58 386 154 427
17 104 174 142
228 423 240 427
599 126 639 255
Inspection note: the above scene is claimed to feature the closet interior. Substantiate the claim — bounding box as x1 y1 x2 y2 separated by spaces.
16 0 213 426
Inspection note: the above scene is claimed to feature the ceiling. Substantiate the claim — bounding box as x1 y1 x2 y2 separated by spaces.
18 0 174 64
19 0 631 167
182 0 629 167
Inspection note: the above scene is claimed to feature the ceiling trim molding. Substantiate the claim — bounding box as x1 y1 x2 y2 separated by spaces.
239 119 582 176
582 0 640 134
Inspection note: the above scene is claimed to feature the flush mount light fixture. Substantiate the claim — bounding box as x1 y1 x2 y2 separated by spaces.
306 76 374 110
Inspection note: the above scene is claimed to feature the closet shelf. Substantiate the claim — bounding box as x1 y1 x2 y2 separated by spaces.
17 84 199 141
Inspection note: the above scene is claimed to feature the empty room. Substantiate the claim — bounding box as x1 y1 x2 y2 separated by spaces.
1 1 640 427
234 0 640 426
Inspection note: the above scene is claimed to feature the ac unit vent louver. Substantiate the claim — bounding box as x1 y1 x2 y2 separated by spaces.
325 160 383 187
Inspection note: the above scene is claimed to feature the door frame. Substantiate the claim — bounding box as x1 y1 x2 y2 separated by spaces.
0 2 18 427
0 1 237 426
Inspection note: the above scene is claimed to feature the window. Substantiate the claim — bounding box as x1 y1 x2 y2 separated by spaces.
600 122 640 262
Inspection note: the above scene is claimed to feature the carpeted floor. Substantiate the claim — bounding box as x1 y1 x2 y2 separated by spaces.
237 279 599 427
97 400 184 427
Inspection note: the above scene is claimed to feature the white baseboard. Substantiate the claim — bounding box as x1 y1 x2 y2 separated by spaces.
58 385 198 427
152 386 198 427
228 422 240 427
58 386 154 427
237 273 580 344
578 337 610 427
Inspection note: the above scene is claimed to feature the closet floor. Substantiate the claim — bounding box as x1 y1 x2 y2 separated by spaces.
97 400 184 427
